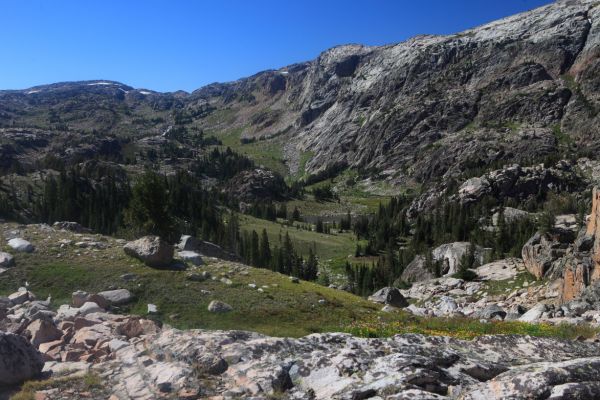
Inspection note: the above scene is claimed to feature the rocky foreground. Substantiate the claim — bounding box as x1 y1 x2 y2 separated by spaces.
1 286 600 400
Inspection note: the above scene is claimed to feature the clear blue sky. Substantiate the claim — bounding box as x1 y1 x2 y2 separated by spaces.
1 0 553 92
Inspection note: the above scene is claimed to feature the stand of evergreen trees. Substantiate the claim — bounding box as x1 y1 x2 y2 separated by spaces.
236 229 318 281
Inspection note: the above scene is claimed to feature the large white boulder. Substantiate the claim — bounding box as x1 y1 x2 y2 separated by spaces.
124 236 174 268
7 238 34 253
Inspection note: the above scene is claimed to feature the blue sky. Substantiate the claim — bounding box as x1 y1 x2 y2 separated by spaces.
1 0 553 92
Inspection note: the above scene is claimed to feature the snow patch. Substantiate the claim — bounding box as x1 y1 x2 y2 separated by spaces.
87 82 115 86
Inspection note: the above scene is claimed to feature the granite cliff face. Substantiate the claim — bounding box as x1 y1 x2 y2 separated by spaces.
1 1 599 188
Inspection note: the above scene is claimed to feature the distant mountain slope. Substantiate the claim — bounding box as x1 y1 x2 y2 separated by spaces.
1 0 598 188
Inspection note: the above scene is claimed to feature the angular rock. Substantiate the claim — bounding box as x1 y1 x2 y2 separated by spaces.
478 304 507 320
79 301 103 316
124 236 174 268
368 287 409 308
9 289 33 305
72 290 89 308
97 289 134 306
519 303 548 323
26 319 63 347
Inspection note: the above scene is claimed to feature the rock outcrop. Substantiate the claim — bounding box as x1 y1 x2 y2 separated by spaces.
458 162 585 205
522 228 576 280
123 236 174 268
4 286 600 399
225 168 288 203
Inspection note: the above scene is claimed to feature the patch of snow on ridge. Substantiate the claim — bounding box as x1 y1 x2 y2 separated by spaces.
87 82 115 86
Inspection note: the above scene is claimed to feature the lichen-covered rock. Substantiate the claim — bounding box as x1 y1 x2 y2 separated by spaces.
0 331 44 385
124 236 174 268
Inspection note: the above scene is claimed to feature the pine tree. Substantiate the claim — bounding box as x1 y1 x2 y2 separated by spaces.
260 228 271 268
124 171 177 242
250 230 260 267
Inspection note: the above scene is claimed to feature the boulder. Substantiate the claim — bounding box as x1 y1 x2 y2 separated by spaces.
0 252 15 268
79 302 103 316
177 251 203 266
208 300 233 313
519 303 548 322
124 236 174 268
432 242 485 276
368 287 408 308
97 289 134 306
491 207 531 226
116 318 159 339
436 296 459 315
399 255 434 283
178 235 200 251
478 304 507 320
9 289 33 305
476 258 523 281
25 319 63 347
0 332 44 385
72 290 90 307
7 238 34 253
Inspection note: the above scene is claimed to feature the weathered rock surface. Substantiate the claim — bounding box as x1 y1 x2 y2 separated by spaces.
123 236 174 268
403 243 487 283
458 162 584 206
0 331 44 385
432 242 486 276
4 287 600 398
522 228 575 280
